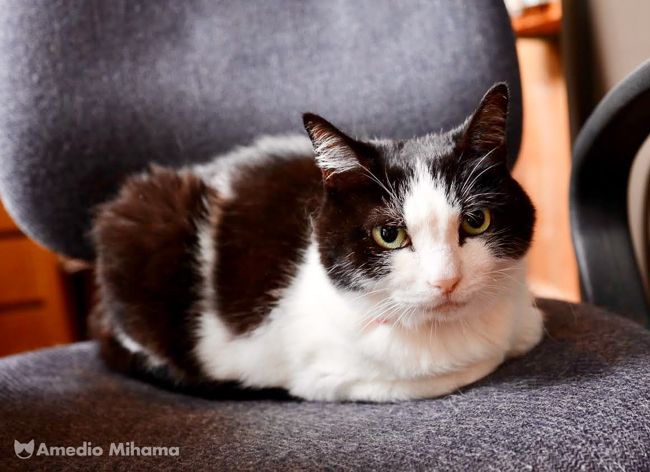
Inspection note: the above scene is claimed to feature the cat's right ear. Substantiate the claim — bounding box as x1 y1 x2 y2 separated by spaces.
303 113 371 187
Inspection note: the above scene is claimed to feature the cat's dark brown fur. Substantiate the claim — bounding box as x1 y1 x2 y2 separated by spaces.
92 167 218 378
214 157 322 334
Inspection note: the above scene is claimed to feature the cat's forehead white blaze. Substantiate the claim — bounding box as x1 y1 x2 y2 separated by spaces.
401 163 462 282
403 163 460 244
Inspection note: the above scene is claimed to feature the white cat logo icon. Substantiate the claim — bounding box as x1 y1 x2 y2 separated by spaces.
14 439 35 459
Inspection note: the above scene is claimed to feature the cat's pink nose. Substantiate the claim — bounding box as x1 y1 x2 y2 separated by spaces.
429 276 461 294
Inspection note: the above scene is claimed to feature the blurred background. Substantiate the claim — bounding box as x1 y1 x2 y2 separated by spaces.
1 0 649 357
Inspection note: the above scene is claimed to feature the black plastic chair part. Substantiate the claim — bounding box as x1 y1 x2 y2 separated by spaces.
570 59 650 325
0 0 521 260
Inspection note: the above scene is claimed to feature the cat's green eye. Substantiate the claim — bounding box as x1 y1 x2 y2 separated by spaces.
372 226 409 250
461 208 492 235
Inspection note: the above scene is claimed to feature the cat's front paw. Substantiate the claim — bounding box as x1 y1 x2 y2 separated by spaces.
507 306 544 359
287 368 355 402
291 356 505 402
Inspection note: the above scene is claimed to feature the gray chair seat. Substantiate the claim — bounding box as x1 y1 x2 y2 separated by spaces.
2 299 650 471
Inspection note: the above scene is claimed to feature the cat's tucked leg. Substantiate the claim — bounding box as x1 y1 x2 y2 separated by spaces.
344 356 504 402
93 166 221 379
507 305 544 359
290 356 504 402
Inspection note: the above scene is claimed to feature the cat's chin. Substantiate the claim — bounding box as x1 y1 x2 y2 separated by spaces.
418 300 467 314
376 301 473 329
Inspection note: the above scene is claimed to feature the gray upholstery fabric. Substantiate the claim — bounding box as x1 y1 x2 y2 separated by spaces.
0 0 521 259
1 299 650 471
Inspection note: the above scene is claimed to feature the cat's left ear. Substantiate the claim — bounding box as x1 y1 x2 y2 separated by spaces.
460 82 509 159
303 113 373 186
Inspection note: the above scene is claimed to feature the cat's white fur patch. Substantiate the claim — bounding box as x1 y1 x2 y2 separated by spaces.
193 135 312 200
196 206 218 317
114 326 165 368
400 162 462 291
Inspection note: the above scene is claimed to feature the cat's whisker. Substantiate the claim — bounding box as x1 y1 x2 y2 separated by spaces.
358 165 399 202
360 298 395 318
390 304 416 330
358 295 398 315
359 299 403 330
428 317 437 345
462 161 502 199
346 287 390 303
458 147 497 197
383 167 401 203
484 268 530 289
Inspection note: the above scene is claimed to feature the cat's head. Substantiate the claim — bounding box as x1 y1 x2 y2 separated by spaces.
303 83 535 327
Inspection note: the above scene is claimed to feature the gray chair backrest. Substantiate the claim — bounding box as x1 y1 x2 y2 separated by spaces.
0 0 521 259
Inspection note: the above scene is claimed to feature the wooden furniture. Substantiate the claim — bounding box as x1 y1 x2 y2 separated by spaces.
511 1 562 37
511 1 580 302
0 200 76 356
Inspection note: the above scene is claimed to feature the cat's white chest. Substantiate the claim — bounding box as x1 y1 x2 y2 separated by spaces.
268 244 533 401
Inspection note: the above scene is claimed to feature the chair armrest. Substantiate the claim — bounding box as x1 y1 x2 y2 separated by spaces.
570 59 650 325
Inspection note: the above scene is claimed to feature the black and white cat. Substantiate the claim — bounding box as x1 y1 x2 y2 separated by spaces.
92 83 543 402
